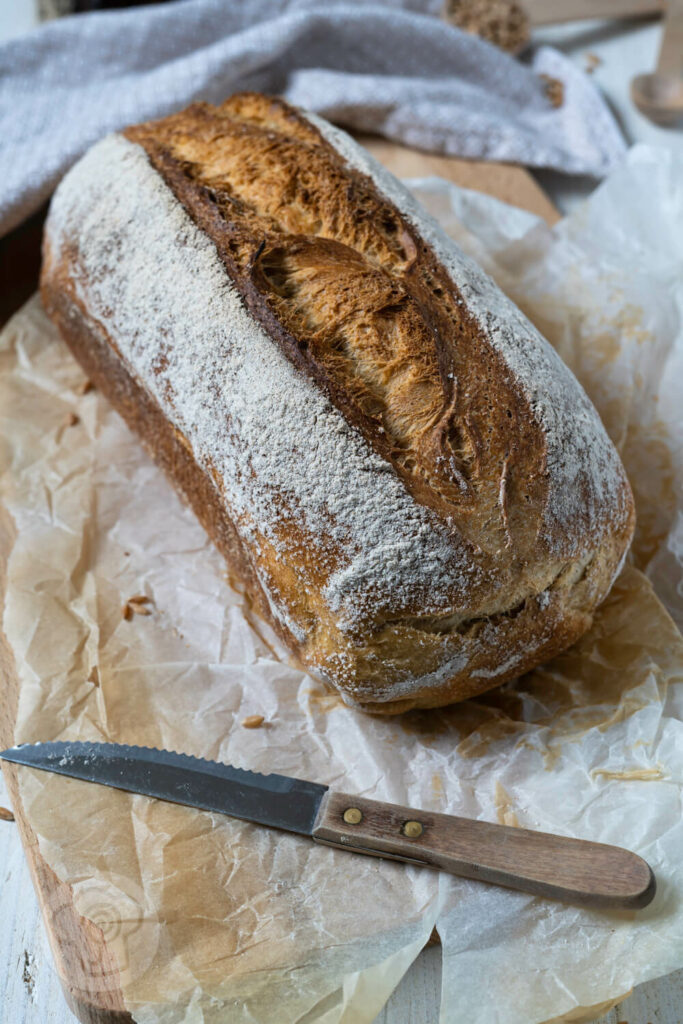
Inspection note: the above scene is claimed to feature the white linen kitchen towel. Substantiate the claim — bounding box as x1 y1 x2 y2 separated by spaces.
0 0 626 237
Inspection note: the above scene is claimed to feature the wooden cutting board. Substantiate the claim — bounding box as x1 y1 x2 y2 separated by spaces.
359 137 560 224
0 145 558 1024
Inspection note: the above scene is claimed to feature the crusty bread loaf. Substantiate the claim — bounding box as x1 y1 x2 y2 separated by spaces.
40 93 634 713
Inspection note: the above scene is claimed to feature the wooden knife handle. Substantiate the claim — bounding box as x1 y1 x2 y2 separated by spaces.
312 791 655 910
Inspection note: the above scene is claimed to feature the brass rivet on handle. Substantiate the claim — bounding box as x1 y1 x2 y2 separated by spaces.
343 807 363 825
402 820 423 838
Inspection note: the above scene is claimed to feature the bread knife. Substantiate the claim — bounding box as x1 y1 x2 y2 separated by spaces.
0 741 655 909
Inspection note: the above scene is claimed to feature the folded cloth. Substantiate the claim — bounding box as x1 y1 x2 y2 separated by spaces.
0 0 626 238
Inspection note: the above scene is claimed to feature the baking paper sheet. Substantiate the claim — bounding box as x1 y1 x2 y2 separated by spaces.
1 144 682 1024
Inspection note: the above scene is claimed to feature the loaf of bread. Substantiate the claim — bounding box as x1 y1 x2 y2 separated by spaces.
40 93 634 713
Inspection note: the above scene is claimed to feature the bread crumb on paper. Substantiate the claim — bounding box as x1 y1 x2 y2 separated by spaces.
122 595 154 619
242 715 265 729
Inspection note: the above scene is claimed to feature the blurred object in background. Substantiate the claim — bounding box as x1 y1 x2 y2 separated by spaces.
630 0 683 122
443 0 666 52
443 0 531 52
37 0 175 18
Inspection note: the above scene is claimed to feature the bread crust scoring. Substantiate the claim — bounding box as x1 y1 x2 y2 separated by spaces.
40 94 635 712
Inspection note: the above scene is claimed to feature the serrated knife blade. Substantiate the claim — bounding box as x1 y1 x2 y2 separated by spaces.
0 741 326 834
0 740 656 910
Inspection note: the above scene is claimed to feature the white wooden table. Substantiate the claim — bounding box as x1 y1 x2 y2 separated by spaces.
2 5 683 1023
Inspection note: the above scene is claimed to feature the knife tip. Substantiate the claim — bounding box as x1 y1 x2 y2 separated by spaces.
0 743 39 763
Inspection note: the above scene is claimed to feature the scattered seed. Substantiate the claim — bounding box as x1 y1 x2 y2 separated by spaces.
242 715 265 729
0 806 15 822
122 603 133 621
128 594 152 606
77 379 94 395
64 411 80 427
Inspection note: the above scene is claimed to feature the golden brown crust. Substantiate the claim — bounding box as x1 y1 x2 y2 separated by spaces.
40 94 635 712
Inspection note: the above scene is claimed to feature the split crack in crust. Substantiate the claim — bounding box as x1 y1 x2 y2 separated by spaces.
126 97 548 545
124 96 553 613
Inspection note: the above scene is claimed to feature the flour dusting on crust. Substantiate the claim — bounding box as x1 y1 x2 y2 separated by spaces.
45 134 477 635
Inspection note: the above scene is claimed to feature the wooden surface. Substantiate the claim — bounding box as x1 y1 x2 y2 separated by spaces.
314 791 655 910
359 135 561 223
524 0 664 26
0 136 679 1024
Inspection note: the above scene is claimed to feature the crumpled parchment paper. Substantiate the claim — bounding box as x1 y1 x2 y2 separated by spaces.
1 144 682 1024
